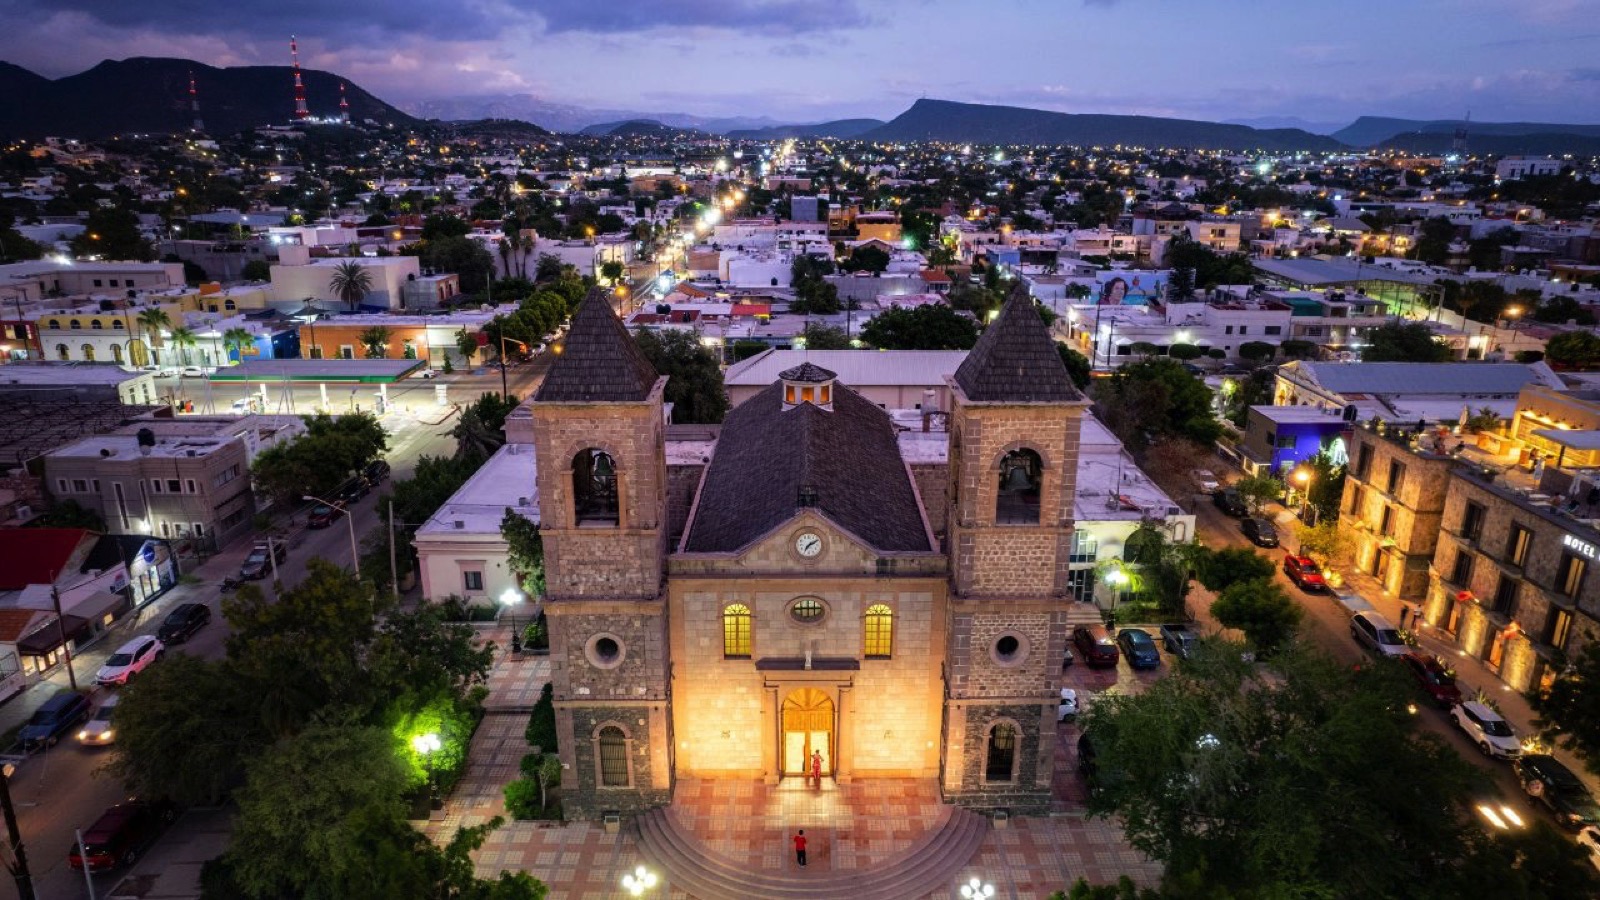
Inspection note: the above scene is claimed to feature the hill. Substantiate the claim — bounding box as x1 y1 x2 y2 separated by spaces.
862 99 1343 151
1378 131 1600 157
443 118 552 140
725 119 885 140
1334 115 1600 149
578 119 711 139
0 57 417 139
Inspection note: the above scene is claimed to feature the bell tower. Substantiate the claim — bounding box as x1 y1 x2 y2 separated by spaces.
530 288 672 819
941 284 1088 813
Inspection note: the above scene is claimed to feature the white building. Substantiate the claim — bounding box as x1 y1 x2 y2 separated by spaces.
414 443 539 605
1495 157 1563 181
269 254 422 310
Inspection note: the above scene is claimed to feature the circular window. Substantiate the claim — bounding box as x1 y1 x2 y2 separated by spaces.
990 631 1030 667
585 632 627 670
788 597 827 625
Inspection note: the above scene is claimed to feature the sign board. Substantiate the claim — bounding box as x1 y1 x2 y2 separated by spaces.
1564 533 1598 562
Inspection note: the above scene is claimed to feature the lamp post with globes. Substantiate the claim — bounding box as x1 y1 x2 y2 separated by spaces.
960 877 996 899
1292 467 1312 522
500 588 523 654
621 865 658 897
412 732 442 810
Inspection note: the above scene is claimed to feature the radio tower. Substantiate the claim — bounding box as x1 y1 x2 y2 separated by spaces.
338 82 350 124
290 35 310 120
1452 111 1470 158
188 71 204 132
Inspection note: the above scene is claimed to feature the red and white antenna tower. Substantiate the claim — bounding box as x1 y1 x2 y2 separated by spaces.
339 82 350 124
189 71 204 132
290 35 310 120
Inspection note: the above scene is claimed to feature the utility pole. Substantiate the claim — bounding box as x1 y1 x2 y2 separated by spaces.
0 767 36 900
388 499 399 602
48 580 78 692
75 829 96 899
266 534 281 584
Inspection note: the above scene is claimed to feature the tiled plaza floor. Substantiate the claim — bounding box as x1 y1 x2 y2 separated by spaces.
429 641 1163 898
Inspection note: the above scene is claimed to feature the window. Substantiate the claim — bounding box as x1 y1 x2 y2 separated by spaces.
110 344 122 363
193 523 205 537
56 479 68 493
789 597 826 625
1264 325 1282 335
1069 530 1098 563
113 320 123 329
185 479 197 494
722 604 752 658
1492 575 1518 616
572 449 619 526
92 280 102 288
309 346 324 360
150 479 164 493
1239 326 1249 335
1556 553 1588 600
1386 461 1406 495
339 345 354 360
585 633 625 669
72 479 88 492
1461 502 1486 541
996 448 1042 525
1545 608 1574 650
984 723 1017 783
1067 568 1095 603
990 631 1030 667
1225 325 1234 335
1347 484 1366 516
81 344 94 361
69 319 80 330
598 726 629 787
462 570 484 591
864 604 893 658
90 319 102 329
1507 525 1532 567
1450 549 1474 586
55 343 68 360
166 479 182 493
1379 504 1394 537
1276 434 1297 449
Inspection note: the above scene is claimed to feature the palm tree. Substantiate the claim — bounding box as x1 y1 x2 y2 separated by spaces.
329 261 374 312
359 325 392 359
222 327 254 364
135 308 171 366
168 327 199 366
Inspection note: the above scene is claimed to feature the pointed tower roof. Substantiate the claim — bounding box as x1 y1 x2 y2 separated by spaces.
535 288 660 403
953 283 1081 403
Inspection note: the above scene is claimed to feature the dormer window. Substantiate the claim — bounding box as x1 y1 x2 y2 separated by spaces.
779 362 837 411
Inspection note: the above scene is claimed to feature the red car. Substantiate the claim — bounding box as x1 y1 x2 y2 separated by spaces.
68 800 175 872
1402 652 1462 707
1282 554 1326 592
1072 624 1121 669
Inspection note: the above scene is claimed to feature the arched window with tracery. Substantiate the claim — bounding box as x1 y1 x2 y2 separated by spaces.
597 725 630 787
723 603 752 658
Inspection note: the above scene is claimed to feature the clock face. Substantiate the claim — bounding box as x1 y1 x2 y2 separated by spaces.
795 532 824 558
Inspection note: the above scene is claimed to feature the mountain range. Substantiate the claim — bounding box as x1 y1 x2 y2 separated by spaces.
0 58 415 138
6 57 1600 156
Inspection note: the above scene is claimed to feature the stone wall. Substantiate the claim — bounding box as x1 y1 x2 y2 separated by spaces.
664 463 704 546
947 701 1052 815
910 461 949 540
561 704 671 820
549 606 669 703
1340 429 1454 600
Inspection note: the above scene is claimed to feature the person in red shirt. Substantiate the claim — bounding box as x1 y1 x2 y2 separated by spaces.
793 829 807 867
811 750 823 787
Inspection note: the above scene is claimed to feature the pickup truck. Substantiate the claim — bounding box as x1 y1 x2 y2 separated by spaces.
1159 624 1199 660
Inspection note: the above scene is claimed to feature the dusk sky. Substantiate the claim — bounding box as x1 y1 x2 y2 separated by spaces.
2 0 1599 126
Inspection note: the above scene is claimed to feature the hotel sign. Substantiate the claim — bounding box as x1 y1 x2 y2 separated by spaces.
1564 534 1598 561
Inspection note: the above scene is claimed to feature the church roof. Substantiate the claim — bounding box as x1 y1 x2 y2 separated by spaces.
778 362 836 383
952 284 1082 403
683 381 930 554
534 289 660 403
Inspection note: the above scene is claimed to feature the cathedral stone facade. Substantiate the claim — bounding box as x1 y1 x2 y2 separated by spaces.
532 287 1087 820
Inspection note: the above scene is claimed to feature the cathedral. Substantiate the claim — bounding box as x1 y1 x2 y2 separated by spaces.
529 285 1089 820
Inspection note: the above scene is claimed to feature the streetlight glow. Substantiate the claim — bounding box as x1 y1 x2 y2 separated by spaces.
960 877 996 899
411 732 441 755
621 865 658 896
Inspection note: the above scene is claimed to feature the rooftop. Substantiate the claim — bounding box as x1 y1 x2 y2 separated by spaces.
48 433 232 460
535 289 661 403
0 363 148 387
1253 257 1437 287
727 350 970 389
1282 361 1561 397
207 358 425 383
416 443 539 537
954 285 1082 403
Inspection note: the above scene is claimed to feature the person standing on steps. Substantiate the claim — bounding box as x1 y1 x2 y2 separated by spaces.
793 829 807 867
811 749 823 788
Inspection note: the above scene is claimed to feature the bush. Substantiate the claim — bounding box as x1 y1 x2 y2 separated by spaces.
522 614 549 651
526 683 557 753
504 778 542 819
1238 341 1276 363
1168 343 1204 361
1206 348 1227 360
437 596 498 622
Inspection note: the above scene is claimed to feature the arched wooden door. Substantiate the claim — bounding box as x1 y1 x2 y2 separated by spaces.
781 687 834 777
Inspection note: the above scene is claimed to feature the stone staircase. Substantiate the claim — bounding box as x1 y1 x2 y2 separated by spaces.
1065 601 1106 626
633 804 991 900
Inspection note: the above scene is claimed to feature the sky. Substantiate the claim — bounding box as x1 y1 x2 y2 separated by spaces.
1 0 1599 126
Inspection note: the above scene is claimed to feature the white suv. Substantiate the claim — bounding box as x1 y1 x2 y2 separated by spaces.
1453 701 1521 759
1350 611 1408 658
94 635 164 686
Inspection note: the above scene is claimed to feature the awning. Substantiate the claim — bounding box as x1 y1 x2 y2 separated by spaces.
15 616 91 656
65 590 128 624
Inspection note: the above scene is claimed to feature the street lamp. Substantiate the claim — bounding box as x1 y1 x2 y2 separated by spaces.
412 732 442 810
1503 305 1524 353
303 494 360 579
1292 467 1312 521
621 865 658 897
500 588 523 653
960 877 996 899
499 335 527 401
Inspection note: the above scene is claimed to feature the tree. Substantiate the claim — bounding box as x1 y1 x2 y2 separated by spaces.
501 509 544 598
845 244 891 274
136 307 171 361
222 327 255 362
1167 343 1203 361
1081 644 1555 898
329 260 374 311
1544 331 1600 370
1294 519 1352 568
1533 643 1600 776
251 412 387 507
1278 339 1316 360
71 206 153 261
1362 321 1452 363
801 322 853 350
1211 578 1302 654
453 328 480 364
1302 449 1347 521
1222 368 1274 429
860 304 980 350
360 326 392 359
391 455 482 525
1057 344 1091 390
167 326 199 366
451 392 519 462
422 214 471 241
790 254 841 314
599 260 625 285
1166 266 1195 303
425 236 498 295
1237 341 1275 364
1414 216 1457 266
633 330 728 424
1091 357 1221 451
241 259 272 282
1194 547 1274 593
1532 295 1598 327
1232 473 1283 513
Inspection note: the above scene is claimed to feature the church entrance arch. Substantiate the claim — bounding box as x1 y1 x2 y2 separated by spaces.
781 687 834 778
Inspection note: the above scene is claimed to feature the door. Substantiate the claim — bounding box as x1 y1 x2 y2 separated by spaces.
781 688 834 777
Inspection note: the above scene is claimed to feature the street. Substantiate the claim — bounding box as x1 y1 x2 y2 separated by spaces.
0 361 551 900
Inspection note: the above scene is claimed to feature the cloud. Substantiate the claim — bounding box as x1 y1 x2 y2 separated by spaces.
521 0 872 34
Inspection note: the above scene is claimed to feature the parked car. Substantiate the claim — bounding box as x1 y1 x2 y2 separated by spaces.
1401 652 1462 707
1190 469 1220 494
362 459 391 484
239 542 287 581
1159 623 1199 659
95 635 164 686
179 365 211 377
18 692 91 748
77 695 119 746
1281 554 1326 591
337 476 369 504
1073 624 1122 669
1350 611 1409 658
157 603 212 644
1241 517 1279 548
1116 628 1161 669
306 503 342 529
1452 701 1522 759
1213 488 1248 517
1579 826 1600 872
417 368 439 379
1058 688 1079 722
1516 754 1600 829
67 799 176 872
